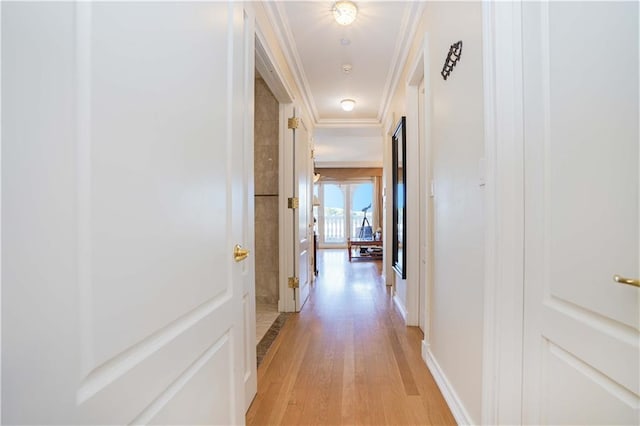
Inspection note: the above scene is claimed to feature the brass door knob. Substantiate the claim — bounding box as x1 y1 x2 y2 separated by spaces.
234 245 250 262
613 274 640 288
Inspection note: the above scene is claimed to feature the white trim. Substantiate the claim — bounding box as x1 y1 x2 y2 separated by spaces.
279 103 296 313
255 27 293 104
425 348 474 426
315 160 383 169
0 2 3 418
315 119 382 128
383 115 396 137
409 34 433 340
421 38 433 342
378 2 426 122
403 35 430 328
393 294 407 323
480 1 525 425
404 83 419 326
262 2 318 123
406 42 425 87
264 2 424 127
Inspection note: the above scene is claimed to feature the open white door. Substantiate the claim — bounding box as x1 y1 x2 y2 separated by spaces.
282 112 312 312
241 5 258 412
522 2 639 424
294 118 312 312
2 2 252 423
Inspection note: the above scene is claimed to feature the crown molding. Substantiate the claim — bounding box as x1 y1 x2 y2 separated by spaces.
264 1 425 129
383 114 396 136
377 1 427 123
315 118 382 128
315 160 383 168
263 1 319 123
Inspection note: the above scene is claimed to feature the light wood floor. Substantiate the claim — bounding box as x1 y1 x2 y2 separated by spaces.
246 249 456 426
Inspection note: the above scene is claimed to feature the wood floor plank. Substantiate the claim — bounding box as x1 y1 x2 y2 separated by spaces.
246 249 456 425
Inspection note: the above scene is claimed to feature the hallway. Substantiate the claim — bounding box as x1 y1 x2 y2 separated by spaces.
246 250 455 425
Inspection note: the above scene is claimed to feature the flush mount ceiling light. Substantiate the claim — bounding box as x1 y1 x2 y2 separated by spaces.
333 1 358 26
340 99 356 111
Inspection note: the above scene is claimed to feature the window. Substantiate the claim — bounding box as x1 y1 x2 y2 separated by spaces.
317 180 374 246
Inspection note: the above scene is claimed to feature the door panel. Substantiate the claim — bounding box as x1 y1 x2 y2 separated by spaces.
2 2 248 423
88 1 230 371
295 122 311 311
145 337 233 425
541 341 637 426
522 2 639 424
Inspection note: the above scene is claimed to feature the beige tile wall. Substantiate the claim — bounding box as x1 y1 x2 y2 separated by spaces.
254 77 279 305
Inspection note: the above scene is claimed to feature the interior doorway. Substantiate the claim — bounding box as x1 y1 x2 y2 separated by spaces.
316 180 378 248
253 73 281 344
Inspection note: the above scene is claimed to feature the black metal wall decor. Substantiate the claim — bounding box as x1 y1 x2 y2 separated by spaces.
441 41 463 80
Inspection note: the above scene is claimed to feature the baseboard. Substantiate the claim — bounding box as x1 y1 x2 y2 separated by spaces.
422 340 429 363
424 348 474 425
393 294 407 323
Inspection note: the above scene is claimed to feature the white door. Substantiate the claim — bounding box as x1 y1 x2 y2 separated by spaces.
522 2 639 424
242 5 258 411
2 2 252 424
293 118 311 312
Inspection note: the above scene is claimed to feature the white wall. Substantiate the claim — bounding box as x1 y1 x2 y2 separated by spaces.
426 3 485 422
383 2 486 423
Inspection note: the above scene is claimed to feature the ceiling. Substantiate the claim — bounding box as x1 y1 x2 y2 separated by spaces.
264 1 425 167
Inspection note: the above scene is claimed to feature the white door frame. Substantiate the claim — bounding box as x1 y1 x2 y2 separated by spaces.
417 78 427 335
404 36 430 328
0 2 4 418
279 103 295 313
254 25 295 314
480 1 526 424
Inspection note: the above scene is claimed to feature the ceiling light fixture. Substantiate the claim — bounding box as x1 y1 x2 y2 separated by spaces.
340 99 356 111
333 1 358 26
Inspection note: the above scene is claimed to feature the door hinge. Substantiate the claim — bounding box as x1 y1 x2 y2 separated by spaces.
288 197 299 209
288 117 300 129
288 276 299 289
